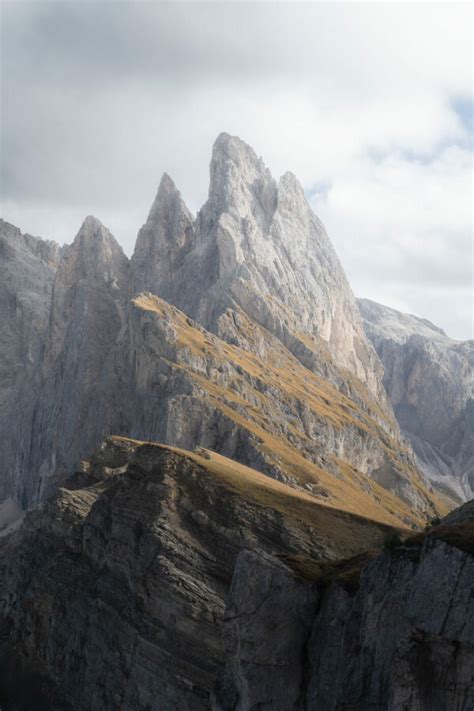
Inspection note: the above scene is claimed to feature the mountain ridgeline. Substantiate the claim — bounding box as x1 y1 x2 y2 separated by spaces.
0 133 472 711
0 133 457 528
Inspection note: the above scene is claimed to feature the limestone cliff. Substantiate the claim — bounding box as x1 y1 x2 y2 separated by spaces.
215 512 474 711
131 134 384 397
0 220 63 504
359 298 474 503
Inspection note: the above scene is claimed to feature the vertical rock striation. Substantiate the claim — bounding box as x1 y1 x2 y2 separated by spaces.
25 217 130 503
216 509 474 710
131 133 384 397
0 220 63 505
358 298 474 502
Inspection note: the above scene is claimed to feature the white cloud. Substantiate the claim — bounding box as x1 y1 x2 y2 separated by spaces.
1 1 472 338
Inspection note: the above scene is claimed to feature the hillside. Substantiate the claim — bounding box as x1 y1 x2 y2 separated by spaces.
0 437 470 710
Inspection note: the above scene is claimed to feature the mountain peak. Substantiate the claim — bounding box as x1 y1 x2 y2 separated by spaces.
63 216 128 285
146 172 188 224
210 132 269 176
131 173 195 296
74 215 121 249
205 133 276 230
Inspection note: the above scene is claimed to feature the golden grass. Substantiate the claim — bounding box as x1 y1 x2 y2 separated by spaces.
110 436 403 557
132 294 448 526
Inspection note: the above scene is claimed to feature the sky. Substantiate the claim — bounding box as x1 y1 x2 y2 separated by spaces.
1 1 472 339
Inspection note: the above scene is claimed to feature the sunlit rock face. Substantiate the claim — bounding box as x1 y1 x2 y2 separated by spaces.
132 133 385 397
359 298 474 502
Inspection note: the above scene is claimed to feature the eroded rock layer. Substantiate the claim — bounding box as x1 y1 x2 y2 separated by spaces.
0 438 398 710
0 440 471 710
216 505 474 711
359 298 474 502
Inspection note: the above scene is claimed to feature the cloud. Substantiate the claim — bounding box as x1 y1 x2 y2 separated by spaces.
0 1 472 338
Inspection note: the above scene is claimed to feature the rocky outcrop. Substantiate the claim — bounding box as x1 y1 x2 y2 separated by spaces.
19 217 130 504
123 294 438 528
0 437 397 710
131 173 195 296
358 298 474 502
131 133 385 397
1 439 471 710
215 511 474 710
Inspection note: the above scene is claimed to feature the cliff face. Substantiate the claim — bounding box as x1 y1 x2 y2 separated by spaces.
216 505 474 711
358 298 474 503
131 134 384 397
0 438 397 710
0 439 471 710
0 220 63 504
0 135 445 525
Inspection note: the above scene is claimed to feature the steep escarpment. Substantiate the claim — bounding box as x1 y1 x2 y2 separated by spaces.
0 220 63 504
0 438 398 710
21 216 130 504
215 508 474 710
359 298 474 503
0 440 471 710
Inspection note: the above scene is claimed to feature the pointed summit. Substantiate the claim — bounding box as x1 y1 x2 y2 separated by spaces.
74 215 124 255
60 216 128 288
207 133 276 218
145 172 190 225
131 173 195 296
126 133 384 396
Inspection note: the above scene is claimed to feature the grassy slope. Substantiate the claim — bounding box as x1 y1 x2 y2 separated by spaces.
132 294 449 528
111 435 405 560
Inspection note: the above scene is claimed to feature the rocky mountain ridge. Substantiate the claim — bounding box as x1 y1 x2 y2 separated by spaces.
131 133 385 396
0 438 471 710
0 134 446 525
359 298 473 503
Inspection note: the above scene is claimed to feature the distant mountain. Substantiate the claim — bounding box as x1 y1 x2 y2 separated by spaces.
0 135 445 527
358 298 473 502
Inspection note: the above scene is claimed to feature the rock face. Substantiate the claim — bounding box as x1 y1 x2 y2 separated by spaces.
358 298 474 502
216 510 474 711
0 439 471 710
131 134 384 397
0 438 398 710
32 217 129 500
0 220 63 504
0 135 445 525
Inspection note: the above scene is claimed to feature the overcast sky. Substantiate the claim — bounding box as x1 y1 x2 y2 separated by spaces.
1 2 472 339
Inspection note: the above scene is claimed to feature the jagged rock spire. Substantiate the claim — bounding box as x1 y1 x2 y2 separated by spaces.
64 215 129 286
131 173 195 296
126 133 383 395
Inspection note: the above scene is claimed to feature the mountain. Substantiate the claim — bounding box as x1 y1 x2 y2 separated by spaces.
0 134 469 710
0 135 446 526
358 298 474 503
0 437 471 710
131 133 384 396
